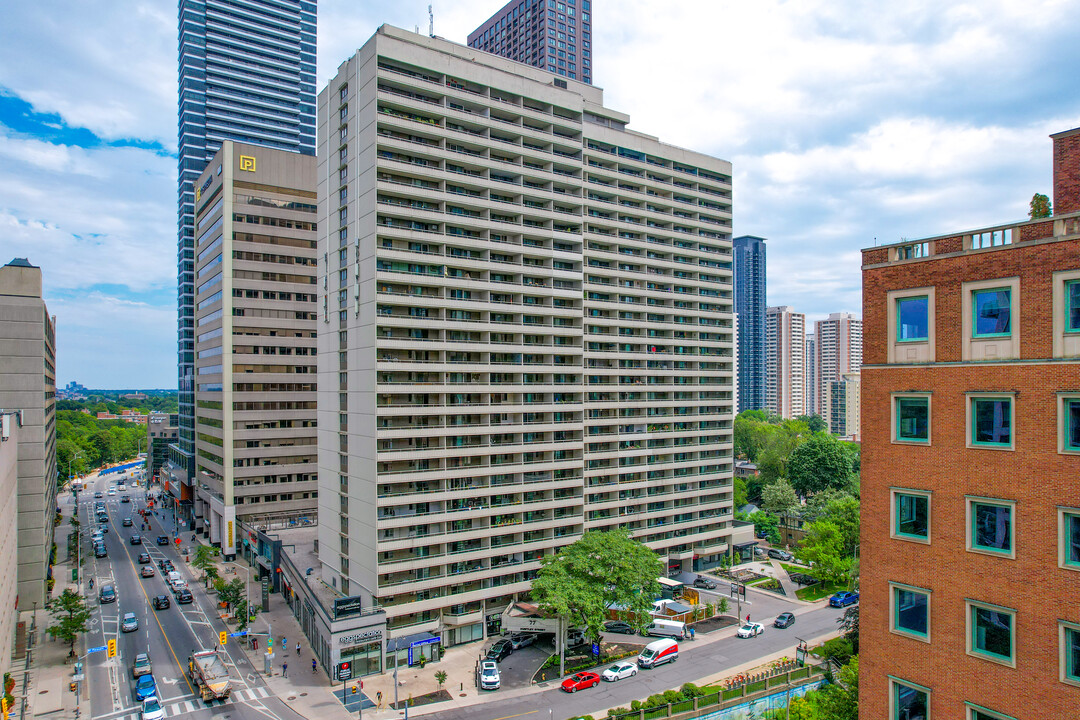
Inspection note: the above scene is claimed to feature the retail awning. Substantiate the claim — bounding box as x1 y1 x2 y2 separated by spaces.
387 631 439 652
656 577 684 589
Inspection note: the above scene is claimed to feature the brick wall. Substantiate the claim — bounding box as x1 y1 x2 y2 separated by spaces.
1053 127 1080 215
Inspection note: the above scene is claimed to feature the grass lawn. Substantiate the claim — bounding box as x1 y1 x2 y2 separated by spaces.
795 580 843 602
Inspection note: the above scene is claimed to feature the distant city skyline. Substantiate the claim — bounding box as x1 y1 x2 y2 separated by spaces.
1 1 1078 386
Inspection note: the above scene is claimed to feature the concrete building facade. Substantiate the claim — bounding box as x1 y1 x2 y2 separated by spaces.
0 411 22 681
813 311 861 431
318 26 743 650
0 258 57 609
468 0 593 85
826 370 860 439
764 305 804 419
859 128 1080 719
734 236 767 413
804 332 816 417
191 141 318 558
174 0 317 508
146 412 178 482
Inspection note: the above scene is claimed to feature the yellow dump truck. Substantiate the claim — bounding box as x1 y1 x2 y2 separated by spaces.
189 649 232 701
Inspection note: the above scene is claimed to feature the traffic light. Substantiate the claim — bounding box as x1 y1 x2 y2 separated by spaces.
107 639 117 658
2 694 9 719
219 631 227 646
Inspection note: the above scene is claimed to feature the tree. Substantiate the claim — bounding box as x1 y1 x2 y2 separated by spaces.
746 511 780 545
216 577 245 613
761 478 800 515
1029 192 1052 219
787 434 853 496
47 589 91 657
787 655 858 720
795 414 827 434
192 545 220 583
838 605 860 654
531 529 661 643
235 597 261 631
733 476 748 510
796 520 854 586
434 669 448 689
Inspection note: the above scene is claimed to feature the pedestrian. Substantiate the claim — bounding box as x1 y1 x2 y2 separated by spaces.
282 661 288 678
253 637 258 651
282 637 287 652
311 658 316 673
746 614 751 623
88 578 94 590
296 642 301 656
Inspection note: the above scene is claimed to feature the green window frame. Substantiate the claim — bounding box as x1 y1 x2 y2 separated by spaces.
969 602 1014 664
896 396 930 442
1063 510 1080 569
1067 280 1080 333
972 287 1012 337
891 679 929 720
896 295 929 342
967 704 1017 720
1065 624 1080 684
1066 399 1080 452
969 499 1013 555
892 585 929 639
895 491 929 540
971 397 1012 448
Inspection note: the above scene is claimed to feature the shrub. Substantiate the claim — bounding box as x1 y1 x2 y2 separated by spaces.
680 682 704 698
818 636 854 664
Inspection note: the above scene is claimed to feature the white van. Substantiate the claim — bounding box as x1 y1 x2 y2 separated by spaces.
637 638 679 669
644 619 686 638
166 571 185 589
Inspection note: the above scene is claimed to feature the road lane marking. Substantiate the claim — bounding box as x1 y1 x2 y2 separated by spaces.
489 712 543 720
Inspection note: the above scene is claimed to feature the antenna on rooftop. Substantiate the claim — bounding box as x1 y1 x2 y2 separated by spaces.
429 5 434 37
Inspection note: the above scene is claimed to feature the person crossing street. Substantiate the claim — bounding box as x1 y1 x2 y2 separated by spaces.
296 642 301 656
282 661 288 678
311 658 317 673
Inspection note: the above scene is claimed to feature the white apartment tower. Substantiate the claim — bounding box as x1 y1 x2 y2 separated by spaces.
317 26 742 645
764 305 805 419
813 312 862 430
804 332 816 416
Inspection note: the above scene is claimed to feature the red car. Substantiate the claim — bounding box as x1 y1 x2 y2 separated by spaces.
561 671 600 693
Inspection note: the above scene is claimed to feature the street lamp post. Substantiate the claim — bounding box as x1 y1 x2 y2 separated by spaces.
67 450 82 490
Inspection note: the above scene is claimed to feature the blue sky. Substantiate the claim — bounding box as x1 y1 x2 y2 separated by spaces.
1 0 1079 388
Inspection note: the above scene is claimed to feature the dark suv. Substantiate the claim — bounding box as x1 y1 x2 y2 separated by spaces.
152 595 171 610
175 588 193 604
486 639 513 662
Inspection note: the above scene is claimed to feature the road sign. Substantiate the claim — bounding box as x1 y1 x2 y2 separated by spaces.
219 631 227 646
592 642 600 656
228 631 247 638
107 639 117 658
87 645 106 654
337 661 352 681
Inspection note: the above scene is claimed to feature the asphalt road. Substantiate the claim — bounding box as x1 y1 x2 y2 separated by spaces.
432 604 846 720
73 473 306 720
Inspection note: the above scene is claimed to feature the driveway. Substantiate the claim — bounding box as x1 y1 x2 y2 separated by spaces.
497 644 551 689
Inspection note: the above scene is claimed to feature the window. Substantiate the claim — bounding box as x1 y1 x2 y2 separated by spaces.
967 498 1014 556
1067 280 1080 332
970 396 1012 448
972 288 1011 337
890 679 929 720
967 600 1015 665
895 395 930 443
897 295 929 341
966 705 1016 720
1062 397 1080 453
1061 621 1080 687
1060 508 1080 570
893 490 930 541
891 583 930 640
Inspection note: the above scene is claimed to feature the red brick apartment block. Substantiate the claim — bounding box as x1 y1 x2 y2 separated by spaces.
860 129 1080 720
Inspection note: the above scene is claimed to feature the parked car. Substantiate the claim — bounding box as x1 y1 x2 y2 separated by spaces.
603 621 634 635
132 653 152 678
565 628 587 647
130 534 142 545
157 559 173 571
736 622 765 638
479 660 500 690
829 591 860 608
644 619 686 638
121 497 131 504
122 518 133 527
601 661 638 682
141 565 156 578
140 696 164 720
134 674 157 701
692 576 717 590
486 638 513 662
99 585 116 604
637 638 679 669
174 588 193 604
156 536 169 546
767 548 794 561
560 671 600 693
122 612 139 632
94 544 108 558
774 612 796 629
509 633 536 650
138 552 151 564
96 521 108 531
152 595 171 610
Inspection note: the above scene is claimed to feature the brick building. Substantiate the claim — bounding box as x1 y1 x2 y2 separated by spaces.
860 128 1080 720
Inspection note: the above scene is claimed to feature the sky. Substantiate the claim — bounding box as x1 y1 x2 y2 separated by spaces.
1 0 1079 388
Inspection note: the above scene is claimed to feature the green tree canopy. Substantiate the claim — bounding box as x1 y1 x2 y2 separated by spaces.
788 655 859 720
795 414 828 433
787 434 854 496
1029 192 1052 219
761 478 800 515
47 588 91 657
796 520 855 586
532 529 661 642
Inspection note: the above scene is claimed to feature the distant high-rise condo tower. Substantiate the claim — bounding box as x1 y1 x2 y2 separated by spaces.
468 0 593 85
804 332 816 416
765 306 805 419
734 236 766 412
813 312 862 430
172 0 317 514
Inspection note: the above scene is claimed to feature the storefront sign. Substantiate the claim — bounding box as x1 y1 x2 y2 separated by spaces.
407 636 440 666
338 629 382 645
334 595 367 619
